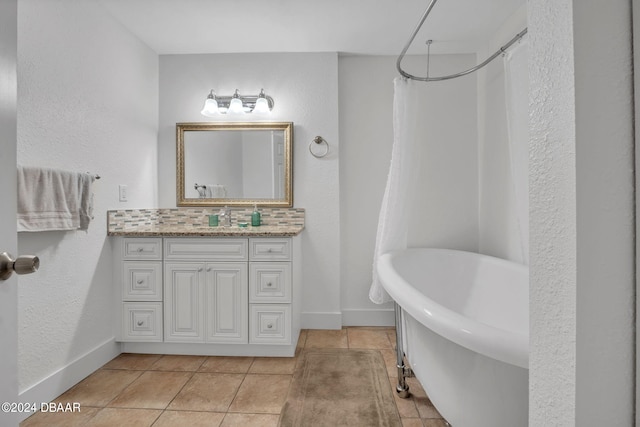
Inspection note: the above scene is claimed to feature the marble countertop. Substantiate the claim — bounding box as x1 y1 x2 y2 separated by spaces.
107 208 305 237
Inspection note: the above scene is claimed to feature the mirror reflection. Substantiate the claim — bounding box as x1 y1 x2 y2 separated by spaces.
177 122 293 207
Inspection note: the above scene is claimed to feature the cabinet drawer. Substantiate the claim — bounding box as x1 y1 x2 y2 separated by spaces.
122 238 162 260
122 261 162 301
250 304 291 344
249 262 291 303
249 238 291 261
165 238 248 261
121 302 163 342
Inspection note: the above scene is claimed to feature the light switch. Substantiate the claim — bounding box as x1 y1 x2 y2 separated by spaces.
119 184 128 202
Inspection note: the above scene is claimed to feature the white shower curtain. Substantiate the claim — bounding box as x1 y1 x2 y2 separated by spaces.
503 39 530 265
369 77 420 304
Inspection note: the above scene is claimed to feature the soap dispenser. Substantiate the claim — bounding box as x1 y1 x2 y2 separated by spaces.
251 204 261 227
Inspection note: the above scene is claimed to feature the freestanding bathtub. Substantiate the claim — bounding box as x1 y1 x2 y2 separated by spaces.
377 248 528 427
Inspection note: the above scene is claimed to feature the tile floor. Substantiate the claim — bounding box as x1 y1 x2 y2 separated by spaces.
20 327 447 427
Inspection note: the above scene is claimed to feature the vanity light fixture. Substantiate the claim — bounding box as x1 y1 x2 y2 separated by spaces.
200 88 274 116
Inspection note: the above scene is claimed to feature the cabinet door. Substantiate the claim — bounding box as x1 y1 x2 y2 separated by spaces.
164 263 204 342
204 263 248 343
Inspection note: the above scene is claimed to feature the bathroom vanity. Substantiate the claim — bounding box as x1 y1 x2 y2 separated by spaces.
108 208 304 357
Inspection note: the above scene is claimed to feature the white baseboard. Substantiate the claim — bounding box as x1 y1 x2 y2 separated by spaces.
301 312 343 330
18 338 120 422
301 310 395 329
341 309 395 327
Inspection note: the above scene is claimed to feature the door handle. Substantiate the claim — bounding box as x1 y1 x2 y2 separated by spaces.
0 252 40 281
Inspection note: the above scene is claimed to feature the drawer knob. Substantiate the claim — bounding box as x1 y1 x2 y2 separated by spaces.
267 282 273 287
267 323 273 329
137 248 144 252
137 320 144 326
198 267 203 272
137 279 144 284
267 248 273 253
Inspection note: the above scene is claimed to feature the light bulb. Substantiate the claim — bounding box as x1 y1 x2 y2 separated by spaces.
252 89 271 115
200 90 219 117
228 97 245 115
253 97 270 114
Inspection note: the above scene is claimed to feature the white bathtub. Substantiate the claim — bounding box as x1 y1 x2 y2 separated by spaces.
377 248 528 427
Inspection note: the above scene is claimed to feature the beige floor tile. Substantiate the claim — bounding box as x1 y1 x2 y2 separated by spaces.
404 378 442 419
388 377 420 418
396 394 421 418
220 413 280 427
228 374 291 414
36 330 451 427
248 357 297 375
20 406 100 427
422 419 449 427
199 356 254 373
388 330 398 349
380 348 399 378
153 410 225 427
84 408 162 427
406 377 427 397
304 329 348 348
150 354 206 372
295 329 307 350
414 397 443 419
102 353 162 370
347 328 393 349
168 373 245 412
402 418 425 427
108 371 192 409
53 369 142 407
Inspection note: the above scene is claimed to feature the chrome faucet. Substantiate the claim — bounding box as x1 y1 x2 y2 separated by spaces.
219 206 232 227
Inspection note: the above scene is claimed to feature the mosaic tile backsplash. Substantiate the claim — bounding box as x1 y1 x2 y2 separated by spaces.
107 208 305 237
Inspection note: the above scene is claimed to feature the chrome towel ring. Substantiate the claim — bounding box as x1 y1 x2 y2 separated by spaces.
309 136 329 158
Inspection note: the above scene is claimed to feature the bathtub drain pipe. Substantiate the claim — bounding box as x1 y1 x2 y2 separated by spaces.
394 302 411 398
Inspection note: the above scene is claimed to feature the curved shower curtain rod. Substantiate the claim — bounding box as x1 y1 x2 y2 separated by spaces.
396 0 528 82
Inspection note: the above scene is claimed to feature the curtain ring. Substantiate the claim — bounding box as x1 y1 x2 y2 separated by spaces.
309 136 329 158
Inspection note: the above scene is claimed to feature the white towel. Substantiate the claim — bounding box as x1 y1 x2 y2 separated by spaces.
206 184 227 198
17 166 95 232
78 172 95 231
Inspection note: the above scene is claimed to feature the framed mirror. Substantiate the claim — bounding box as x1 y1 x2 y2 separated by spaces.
177 122 293 207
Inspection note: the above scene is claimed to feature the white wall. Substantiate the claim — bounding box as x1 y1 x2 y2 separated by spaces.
338 54 478 325
477 5 527 264
158 53 341 328
528 0 635 424
17 0 158 402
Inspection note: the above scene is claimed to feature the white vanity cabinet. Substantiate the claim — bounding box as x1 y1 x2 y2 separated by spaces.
163 237 248 344
113 234 301 357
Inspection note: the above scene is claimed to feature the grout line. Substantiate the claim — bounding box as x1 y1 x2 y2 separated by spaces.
222 372 248 416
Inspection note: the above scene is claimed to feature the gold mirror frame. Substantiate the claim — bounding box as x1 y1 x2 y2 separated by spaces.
176 122 293 207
